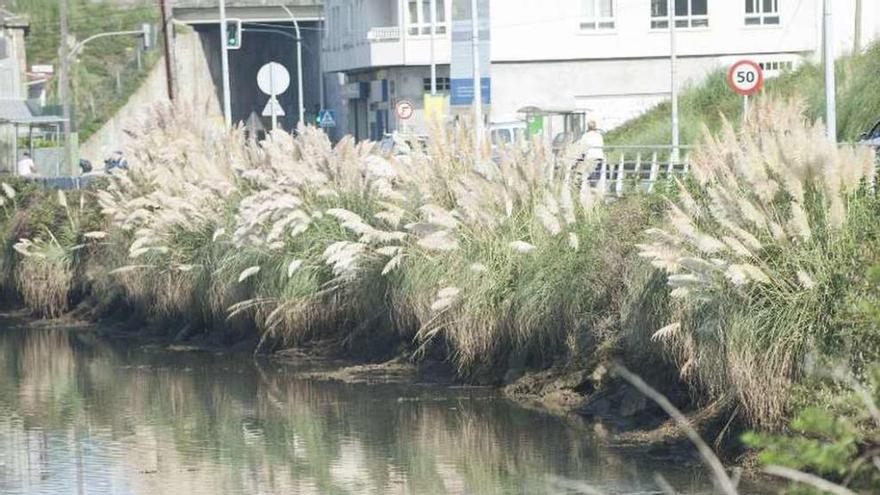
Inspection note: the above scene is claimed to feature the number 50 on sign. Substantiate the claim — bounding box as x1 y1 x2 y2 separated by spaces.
727 60 764 96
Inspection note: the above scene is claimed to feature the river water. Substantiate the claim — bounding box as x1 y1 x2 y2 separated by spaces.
0 325 745 494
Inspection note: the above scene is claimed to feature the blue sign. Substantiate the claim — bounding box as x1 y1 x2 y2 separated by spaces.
317 109 336 128
450 78 491 106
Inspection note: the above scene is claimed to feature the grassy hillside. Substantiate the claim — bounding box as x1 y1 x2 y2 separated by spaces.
10 0 160 141
607 42 880 146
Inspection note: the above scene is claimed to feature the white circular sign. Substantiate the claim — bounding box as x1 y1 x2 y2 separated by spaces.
726 60 764 96
257 62 290 96
395 99 415 120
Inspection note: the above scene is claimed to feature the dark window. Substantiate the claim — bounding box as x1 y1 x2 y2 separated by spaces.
745 0 779 26
652 0 708 29
423 77 451 92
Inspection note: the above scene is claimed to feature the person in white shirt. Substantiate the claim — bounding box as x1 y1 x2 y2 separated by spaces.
581 120 605 162
16 152 36 177
571 120 605 184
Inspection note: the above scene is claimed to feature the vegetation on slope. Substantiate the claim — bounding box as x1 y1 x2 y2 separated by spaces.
10 0 160 140
607 42 880 146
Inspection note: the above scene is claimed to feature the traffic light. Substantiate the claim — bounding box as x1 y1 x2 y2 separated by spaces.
226 19 242 50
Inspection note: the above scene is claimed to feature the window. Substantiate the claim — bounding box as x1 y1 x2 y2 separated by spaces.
651 0 708 29
580 0 615 31
423 77 451 91
745 0 779 26
758 60 793 72
407 0 447 36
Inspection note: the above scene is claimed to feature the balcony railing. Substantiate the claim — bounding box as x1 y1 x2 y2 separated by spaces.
367 26 401 42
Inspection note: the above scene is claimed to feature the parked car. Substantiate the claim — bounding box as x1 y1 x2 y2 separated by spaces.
858 120 880 148
489 121 528 148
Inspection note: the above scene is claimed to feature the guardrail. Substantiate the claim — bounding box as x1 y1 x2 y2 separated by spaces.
556 142 879 196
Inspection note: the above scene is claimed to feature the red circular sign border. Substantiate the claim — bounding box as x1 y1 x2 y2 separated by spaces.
727 60 764 96
395 99 416 120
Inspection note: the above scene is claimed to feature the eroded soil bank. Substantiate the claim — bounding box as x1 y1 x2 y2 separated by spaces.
0 304 748 464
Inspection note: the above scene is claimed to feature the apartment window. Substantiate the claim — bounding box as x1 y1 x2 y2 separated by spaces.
407 0 447 36
580 0 615 31
423 77 451 91
651 0 708 29
758 60 793 72
745 0 779 26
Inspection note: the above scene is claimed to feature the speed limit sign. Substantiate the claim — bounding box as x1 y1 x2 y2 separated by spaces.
727 60 764 96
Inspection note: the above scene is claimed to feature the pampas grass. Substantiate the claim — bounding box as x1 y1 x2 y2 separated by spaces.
3 98 879 435
639 98 879 427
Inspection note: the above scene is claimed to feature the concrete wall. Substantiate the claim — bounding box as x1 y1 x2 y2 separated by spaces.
81 28 223 163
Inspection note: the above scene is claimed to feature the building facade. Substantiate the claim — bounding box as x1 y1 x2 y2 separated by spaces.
322 0 879 139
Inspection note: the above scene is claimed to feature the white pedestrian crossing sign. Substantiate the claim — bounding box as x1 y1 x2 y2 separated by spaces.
317 109 336 128
262 97 285 117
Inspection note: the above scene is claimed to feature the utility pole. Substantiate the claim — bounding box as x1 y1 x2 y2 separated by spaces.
429 0 437 96
823 0 837 140
471 0 482 153
219 0 232 128
668 0 679 164
854 0 862 54
159 0 174 100
59 0 71 172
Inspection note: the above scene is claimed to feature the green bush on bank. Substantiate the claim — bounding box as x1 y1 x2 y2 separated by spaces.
607 42 880 146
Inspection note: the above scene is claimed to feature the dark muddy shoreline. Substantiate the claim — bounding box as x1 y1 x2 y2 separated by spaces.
0 305 748 461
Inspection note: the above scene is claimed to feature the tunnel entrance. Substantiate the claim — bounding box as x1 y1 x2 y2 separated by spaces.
195 20 322 131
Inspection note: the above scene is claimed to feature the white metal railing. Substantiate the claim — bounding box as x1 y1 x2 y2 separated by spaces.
367 26 401 42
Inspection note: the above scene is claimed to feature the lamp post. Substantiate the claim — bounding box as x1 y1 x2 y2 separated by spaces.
430 0 437 96
823 0 837 140
470 0 482 153
280 5 306 128
668 0 679 164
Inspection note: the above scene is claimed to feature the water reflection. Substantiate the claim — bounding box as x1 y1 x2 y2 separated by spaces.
0 327 720 494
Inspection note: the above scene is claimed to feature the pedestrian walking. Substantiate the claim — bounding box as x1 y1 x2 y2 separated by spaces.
572 120 605 185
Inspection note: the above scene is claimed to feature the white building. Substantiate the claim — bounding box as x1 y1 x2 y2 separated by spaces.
322 0 880 140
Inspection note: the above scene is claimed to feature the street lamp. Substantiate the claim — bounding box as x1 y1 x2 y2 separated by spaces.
280 5 306 128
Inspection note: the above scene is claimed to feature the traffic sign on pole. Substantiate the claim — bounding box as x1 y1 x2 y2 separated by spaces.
395 99 415 120
257 62 291 96
727 60 764 96
728 60 764 122
317 109 336 128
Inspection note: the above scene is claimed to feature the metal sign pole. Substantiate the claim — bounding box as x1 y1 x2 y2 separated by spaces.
743 95 748 123
219 0 233 128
